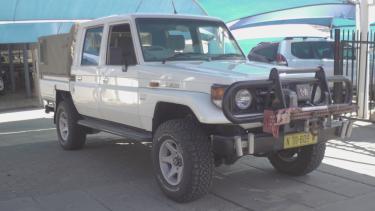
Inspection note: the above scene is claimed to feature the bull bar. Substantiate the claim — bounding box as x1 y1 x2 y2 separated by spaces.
222 67 357 125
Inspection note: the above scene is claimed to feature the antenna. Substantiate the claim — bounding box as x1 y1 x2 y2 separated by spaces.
172 0 177 14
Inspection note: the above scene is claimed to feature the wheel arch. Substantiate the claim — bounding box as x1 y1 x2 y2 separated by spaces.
152 102 197 132
54 90 75 123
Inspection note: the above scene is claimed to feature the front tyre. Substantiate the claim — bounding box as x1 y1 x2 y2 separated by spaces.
152 119 214 203
56 101 86 150
268 143 326 176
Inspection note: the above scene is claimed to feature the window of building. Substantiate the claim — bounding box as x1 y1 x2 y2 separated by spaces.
81 27 103 66
106 24 137 66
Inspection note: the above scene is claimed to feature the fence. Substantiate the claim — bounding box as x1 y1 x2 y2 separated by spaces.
333 29 375 122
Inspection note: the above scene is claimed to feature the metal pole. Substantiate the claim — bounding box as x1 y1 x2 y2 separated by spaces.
8 44 16 93
23 44 32 98
32 45 43 106
333 29 343 103
357 0 370 119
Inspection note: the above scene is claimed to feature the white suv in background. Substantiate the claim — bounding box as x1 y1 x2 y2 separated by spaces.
248 37 336 77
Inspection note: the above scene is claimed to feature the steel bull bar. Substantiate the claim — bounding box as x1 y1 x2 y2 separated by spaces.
218 67 357 156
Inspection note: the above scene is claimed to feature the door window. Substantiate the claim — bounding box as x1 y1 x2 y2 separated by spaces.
81 27 103 66
106 24 137 66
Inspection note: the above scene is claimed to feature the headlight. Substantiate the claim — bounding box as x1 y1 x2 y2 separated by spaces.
235 89 252 109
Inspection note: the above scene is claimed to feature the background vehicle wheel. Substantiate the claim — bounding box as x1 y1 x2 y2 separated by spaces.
152 118 214 203
56 101 86 150
267 143 326 176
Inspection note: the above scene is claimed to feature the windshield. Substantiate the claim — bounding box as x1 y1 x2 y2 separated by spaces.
136 18 245 62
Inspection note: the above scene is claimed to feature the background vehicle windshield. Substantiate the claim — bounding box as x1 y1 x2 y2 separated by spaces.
291 41 334 59
136 18 245 62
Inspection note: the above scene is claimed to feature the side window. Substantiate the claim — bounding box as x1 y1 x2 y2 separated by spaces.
81 27 103 66
291 42 314 59
107 24 137 66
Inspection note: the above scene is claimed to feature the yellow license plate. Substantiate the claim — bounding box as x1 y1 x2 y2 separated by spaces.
284 132 318 149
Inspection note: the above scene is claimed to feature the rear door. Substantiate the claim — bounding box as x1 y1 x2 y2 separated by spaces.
98 22 141 127
71 26 104 118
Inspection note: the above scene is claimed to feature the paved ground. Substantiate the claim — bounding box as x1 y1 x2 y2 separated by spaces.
0 92 40 112
1 109 375 211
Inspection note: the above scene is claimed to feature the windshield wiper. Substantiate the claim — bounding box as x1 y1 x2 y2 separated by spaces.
211 53 245 60
162 52 209 64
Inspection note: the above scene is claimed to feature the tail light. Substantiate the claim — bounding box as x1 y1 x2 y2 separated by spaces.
276 53 288 66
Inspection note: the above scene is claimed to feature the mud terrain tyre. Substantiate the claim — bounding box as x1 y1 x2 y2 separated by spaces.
56 100 86 150
268 142 326 176
152 118 214 202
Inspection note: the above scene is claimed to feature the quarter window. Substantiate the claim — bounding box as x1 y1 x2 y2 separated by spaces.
81 27 103 66
255 45 278 61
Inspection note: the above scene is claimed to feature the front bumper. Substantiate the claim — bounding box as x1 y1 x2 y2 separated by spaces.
214 67 357 158
212 119 352 157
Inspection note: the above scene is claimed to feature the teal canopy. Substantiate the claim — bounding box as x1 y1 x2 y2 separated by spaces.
0 0 205 21
0 0 206 44
0 0 358 44
197 0 349 22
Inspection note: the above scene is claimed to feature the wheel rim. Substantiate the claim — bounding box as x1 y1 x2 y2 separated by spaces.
277 149 300 162
59 111 69 142
159 139 184 186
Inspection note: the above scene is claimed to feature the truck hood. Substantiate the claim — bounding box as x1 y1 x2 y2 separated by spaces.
139 60 285 94
163 60 276 81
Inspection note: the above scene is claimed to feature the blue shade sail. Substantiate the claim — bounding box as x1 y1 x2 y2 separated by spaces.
0 22 74 44
228 4 355 30
0 0 206 44
197 0 349 22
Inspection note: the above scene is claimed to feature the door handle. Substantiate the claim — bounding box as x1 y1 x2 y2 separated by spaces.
76 76 82 81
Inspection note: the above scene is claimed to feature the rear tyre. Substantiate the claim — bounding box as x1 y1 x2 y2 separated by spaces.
268 142 326 176
152 118 214 203
56 101 86 150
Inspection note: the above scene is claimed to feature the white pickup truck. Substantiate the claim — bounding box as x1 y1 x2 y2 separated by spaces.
39 14 356 202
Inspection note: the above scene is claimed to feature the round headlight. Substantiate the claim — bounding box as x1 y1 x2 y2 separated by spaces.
235 89 252 109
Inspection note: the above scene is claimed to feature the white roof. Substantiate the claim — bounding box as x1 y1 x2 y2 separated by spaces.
82 13 223 26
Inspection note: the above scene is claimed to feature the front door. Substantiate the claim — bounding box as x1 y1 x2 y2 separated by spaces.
99 23 141 127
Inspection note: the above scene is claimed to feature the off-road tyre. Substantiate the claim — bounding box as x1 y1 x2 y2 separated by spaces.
268 142 326 176
152 118 214 203
56 100 86 150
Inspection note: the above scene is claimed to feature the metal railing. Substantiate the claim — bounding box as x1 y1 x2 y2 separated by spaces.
333 29 375 122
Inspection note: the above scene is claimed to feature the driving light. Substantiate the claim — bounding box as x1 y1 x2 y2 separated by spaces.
235 89 252 109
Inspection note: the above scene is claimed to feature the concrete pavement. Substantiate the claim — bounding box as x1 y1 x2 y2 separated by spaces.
0 109 375 211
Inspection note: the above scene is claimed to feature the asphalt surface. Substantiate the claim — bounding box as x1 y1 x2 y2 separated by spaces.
1 109 375 211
